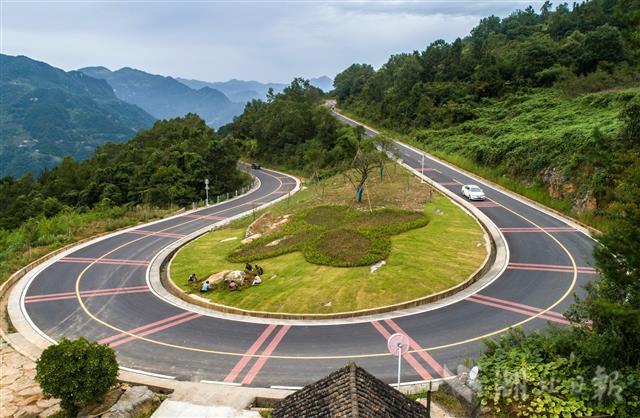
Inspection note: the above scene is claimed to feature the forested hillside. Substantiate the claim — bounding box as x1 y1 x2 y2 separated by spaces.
0 114 248 230
222 78 358 177
333 0 639 227
0 54 155 178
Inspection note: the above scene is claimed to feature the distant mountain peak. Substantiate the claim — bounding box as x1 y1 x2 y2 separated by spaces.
1 55 155 178
78 65 241 128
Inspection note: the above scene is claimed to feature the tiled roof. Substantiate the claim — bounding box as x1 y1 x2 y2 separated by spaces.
272 363 428 417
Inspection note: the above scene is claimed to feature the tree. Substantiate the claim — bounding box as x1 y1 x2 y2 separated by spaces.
333 63 375 104
578 24 627 73
22 217 39 259
36 337 118 416
342 126 390 203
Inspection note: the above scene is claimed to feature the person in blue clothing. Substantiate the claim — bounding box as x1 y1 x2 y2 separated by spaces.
200 280 210 292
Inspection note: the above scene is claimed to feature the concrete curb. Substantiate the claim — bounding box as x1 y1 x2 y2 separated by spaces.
150 158 507 324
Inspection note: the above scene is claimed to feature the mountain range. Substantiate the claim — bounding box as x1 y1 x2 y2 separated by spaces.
176 76 334 102
1 53 334 178
0 54 155 178
79 67 245 128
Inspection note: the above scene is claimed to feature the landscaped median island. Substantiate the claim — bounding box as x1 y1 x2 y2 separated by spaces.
169 164 488 314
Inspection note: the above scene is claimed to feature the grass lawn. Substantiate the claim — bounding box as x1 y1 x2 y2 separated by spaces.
170 166 487 314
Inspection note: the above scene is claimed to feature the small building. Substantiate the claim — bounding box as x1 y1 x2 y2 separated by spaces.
272 363 429 417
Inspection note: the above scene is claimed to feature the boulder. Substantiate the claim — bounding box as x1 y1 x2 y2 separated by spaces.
206 270 230 285
102 386 159 418
224 270 246 286
241 233 262 244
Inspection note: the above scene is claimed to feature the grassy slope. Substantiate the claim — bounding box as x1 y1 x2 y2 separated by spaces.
344 88 639 230
171 168 486 314
0 206 173 284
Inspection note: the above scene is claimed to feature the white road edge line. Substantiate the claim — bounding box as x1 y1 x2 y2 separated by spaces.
270 385 303 390
201 380 242 386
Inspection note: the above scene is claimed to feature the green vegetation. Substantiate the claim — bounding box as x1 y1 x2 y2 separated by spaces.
36 337 118 416
0 114 249 285
0 204 171 284
406 390 468 417
171 168 486 314
0 54 155 178
477 90 640 417
228 205 428 267
221 78 361 179
333 0 640 228
346 88 638 228
0 114 248 231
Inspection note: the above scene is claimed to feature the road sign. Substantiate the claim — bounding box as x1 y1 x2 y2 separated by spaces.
387 333 409 356
387 333 409 390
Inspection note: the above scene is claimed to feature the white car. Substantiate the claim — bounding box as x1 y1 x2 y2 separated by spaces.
461 184 486 201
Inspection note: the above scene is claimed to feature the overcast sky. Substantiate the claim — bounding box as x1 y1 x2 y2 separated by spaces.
1 1 545 83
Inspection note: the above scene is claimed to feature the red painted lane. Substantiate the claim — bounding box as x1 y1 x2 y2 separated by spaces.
107 312 202 348
25 285 150 303
508 262 596 274
466 296 570 325
58 257 149 266
472 294 566 319
473 200 502 208
98 311 195 345
371 321 433 380
241 326 291 385
224 324 277 383
384 319 451 378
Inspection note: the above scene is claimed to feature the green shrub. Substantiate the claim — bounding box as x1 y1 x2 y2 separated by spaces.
305 228 391 267
478 328 640 417
35 337 118 416
227 205 429 267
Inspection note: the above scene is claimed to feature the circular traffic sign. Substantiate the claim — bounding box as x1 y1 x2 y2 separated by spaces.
387 333 409 357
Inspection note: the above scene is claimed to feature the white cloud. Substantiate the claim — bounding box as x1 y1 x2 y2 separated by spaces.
0 1 540 82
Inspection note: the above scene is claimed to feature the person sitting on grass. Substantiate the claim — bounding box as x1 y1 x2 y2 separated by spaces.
252 276 262 286
255 265 264 276
188 273 197 282
245 263 253 272
200 280 210 292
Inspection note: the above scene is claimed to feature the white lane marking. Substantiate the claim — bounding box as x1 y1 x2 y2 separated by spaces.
201 380 242 386
270 385 303 390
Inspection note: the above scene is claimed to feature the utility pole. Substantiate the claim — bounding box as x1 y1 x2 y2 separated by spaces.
204 178 209 206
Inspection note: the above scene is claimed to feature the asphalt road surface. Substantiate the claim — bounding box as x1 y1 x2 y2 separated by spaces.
19 119 598 388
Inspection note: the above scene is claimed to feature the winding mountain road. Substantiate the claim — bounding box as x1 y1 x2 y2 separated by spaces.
11 114 598 388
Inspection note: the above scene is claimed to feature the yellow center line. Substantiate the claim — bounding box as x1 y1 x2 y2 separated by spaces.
71 161 578 361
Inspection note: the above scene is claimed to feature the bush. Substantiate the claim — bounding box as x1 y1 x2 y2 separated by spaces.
305 228 391 267
478 328 640 417
227 205 429 267
36 337 118 416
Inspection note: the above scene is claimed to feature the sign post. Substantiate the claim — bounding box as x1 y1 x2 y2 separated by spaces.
204 178 209 206
387 333 409 390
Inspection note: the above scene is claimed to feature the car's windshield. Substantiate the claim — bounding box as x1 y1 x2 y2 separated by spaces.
468 186 482 192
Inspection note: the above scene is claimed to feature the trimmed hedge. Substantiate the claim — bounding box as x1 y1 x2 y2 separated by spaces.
227 205 429 267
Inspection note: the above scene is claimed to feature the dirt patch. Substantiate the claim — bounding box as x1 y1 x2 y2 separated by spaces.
304 206 349 228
